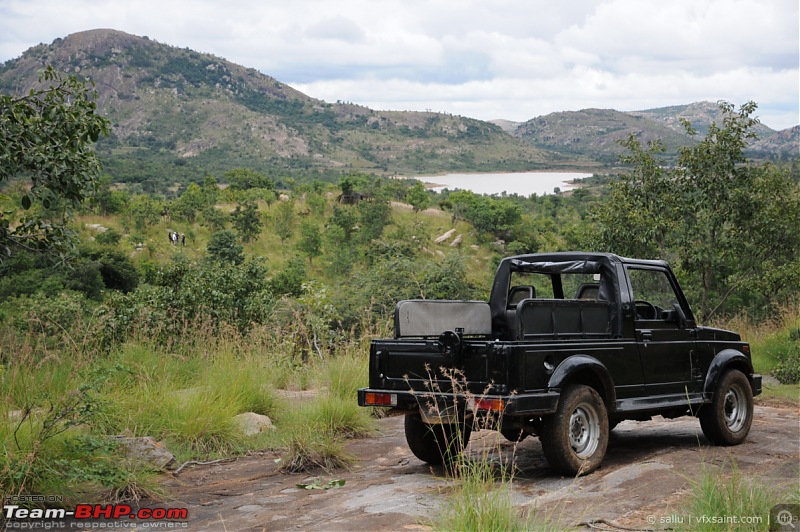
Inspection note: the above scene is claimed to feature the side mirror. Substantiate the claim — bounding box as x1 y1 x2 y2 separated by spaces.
672 302 688 328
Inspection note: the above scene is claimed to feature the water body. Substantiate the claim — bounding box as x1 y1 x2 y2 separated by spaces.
416 171 593 197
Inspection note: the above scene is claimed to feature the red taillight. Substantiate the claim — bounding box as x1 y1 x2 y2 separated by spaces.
364 392 397 406
473 398 506 411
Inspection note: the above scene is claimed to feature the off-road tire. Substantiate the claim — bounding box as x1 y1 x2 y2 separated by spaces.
540 385 609 476
404 414 471 465
699 369 753 445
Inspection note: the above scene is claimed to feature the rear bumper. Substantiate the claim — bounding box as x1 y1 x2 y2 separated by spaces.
358 388 560 417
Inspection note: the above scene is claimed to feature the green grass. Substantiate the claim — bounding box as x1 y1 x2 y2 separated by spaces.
712 304 800 379
0 318 377 500
758 381 800 405
677 462 791 532
434 452 559 531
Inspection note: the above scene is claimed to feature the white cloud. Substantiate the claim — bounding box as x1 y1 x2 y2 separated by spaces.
1 0 797 129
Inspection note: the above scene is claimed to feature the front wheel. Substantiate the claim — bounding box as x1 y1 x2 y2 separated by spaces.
540 385 609 476
404 414 471 465
699 369 753 445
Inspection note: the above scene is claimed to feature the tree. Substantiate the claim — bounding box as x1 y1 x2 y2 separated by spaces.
92 175 130 215
406 181 431 213
594 137 677 258
172 183 206 223
595 101 800 320
274 199 296 243
224 168 275 191
298 220 322 267
0 66 110 261
357 198 392 243
207 229 244 264
674 102 799 319
201 205 228 232
230 201 262 243
125 194 162 231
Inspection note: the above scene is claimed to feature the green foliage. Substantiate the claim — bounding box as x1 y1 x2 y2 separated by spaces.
406 181 432 213
207 229 244 264
224 168 275 191
0 66 110 261
269 256 307 297
770 326 800 384
0 245 133 302
273 199 296 243
124 194 162 231
595 101 800 321
443 190 521 239
230 201 262 243
773 348 800 385
356 198 392 243
200 205 227 231
98 258 275 347
171 183 206 223
298 220 322 266
94 228 122 246
91 176 130 215
80 246 139 293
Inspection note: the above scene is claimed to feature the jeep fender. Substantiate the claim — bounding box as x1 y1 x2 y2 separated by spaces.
548 355 617 411
703 349 755 399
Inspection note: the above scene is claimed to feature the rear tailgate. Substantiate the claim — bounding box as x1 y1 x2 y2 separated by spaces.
369 339 502 395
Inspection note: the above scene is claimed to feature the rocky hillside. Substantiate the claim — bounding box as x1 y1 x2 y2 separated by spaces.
513 102 797 163
1 29 795 192
0 29 555 192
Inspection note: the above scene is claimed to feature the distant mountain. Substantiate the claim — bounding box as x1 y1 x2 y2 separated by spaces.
748 125 800 160
0 29 555 193
513 102 797 163
1 29 795 194
513 108 690 164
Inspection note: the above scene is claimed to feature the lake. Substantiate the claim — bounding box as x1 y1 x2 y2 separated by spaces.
415 171 593 197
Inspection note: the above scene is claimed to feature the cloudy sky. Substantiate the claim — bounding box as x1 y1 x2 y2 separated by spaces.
1 0 797 130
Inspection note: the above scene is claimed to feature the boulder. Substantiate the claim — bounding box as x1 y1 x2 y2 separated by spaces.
110 436 175 469
234 412 275 436
434 229 456 244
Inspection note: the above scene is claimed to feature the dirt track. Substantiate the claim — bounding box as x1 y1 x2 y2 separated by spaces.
162 403 799 531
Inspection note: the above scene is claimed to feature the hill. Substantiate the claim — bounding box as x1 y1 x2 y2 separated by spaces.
513 102 797 163
0 29 558 193
1 29 795 193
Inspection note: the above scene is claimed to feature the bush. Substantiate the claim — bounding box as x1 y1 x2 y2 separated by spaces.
80 247 139 293
95 228 122 246
773 343 800 384
206 229 244 264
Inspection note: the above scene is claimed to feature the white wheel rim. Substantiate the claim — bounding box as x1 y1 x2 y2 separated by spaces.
723 387 747 432
569 403 600 459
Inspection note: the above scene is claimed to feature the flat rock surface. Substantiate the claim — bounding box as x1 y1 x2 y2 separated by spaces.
161 403 799 530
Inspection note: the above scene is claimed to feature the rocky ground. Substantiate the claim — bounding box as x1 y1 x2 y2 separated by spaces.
160 402 799 531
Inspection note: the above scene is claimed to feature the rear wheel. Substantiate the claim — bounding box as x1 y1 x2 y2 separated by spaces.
699 369 753 445
540 385 609 476
404 414 471 465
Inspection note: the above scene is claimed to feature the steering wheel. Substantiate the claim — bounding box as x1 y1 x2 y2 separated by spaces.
634 300 658 320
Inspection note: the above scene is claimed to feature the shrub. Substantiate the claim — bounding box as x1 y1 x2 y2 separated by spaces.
95 228 122 246
206 229 244 264
773 343 800 384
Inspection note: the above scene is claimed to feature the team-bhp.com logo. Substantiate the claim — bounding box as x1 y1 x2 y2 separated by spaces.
3 503 189 527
